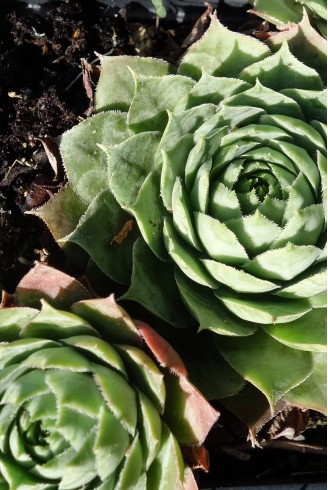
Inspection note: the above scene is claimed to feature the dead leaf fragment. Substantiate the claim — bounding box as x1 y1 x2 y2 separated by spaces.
182 445 210 472
110 220 134 246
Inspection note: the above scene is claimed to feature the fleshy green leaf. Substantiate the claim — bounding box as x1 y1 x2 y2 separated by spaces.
223 80 304 119
121 238 192 327
283 172 316 224
46 370 104 418
175 73 251 112
105 132 161 209
0 308 38 341
272 204 324 249
0 339 59 369
240 42 324 91
22 346 92 372
175 271 256 336
190 160 211 214
96 56 173 112
226 210 282 257
269 141 320 193
209 182 242 221
30 185 87 242
284 352 327 413
132 171 168 259
252 0 303 26
2 370 48 407
60 112 130 204
163 217 218 288
56 406 95 451
137 390 162 470
20 300 97 340
194 212 249 266
93 363 137 436
172 178 201 250
59 431 97 489
63 335 127 378
216 290 311 324
263 308 326 351
178 14 270 80
202 260 278 293
266 10 327 83
0 454 52 490
216 328 312 410
115 435 144 490
93 406 129 480
243 243 321 281
72 295 141 346
65 190 139 285
281 88 327 122
147 425 184 490
275 263 326 298
115 345 165 413
260 114 326 154
158 104 217 158
128 74 195 132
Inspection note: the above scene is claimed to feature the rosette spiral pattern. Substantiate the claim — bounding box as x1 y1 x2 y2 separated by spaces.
36 16 327 411
0 271 217 490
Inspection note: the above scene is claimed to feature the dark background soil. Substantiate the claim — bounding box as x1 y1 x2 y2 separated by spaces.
0 0 326 487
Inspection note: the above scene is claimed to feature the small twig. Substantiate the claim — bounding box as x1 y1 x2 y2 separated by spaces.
64 49 114 92
261 439 327 455
218 439 326 456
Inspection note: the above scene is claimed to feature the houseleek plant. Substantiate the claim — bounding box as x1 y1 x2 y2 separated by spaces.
34 14 327 415
0 263 218 490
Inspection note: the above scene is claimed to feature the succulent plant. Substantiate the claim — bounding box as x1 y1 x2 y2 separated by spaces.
34 15 327 413
250 0 327 38
0 263 218 490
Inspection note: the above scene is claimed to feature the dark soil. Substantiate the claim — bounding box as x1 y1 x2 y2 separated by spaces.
0 0 326 487
0 0 195 292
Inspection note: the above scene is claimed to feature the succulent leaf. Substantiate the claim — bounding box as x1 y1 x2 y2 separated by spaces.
215 329 313 411
251 0 327 38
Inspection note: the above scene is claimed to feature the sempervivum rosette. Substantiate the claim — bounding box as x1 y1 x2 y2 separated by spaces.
34 15 326 412
0 264 218 490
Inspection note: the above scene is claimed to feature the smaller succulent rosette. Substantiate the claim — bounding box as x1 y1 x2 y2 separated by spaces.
0 264 218 490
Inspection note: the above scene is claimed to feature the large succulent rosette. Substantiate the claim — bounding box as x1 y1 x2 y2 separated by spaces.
36 15 327 413
0 264 217 490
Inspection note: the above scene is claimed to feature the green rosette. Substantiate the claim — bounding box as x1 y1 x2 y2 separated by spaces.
0 265 218 490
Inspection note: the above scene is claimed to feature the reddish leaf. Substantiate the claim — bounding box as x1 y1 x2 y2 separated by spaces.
135 320 188 377
163 372 219 445
183 467 199 490
15 262 90 309
0 291 15 308
182 444 210 472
